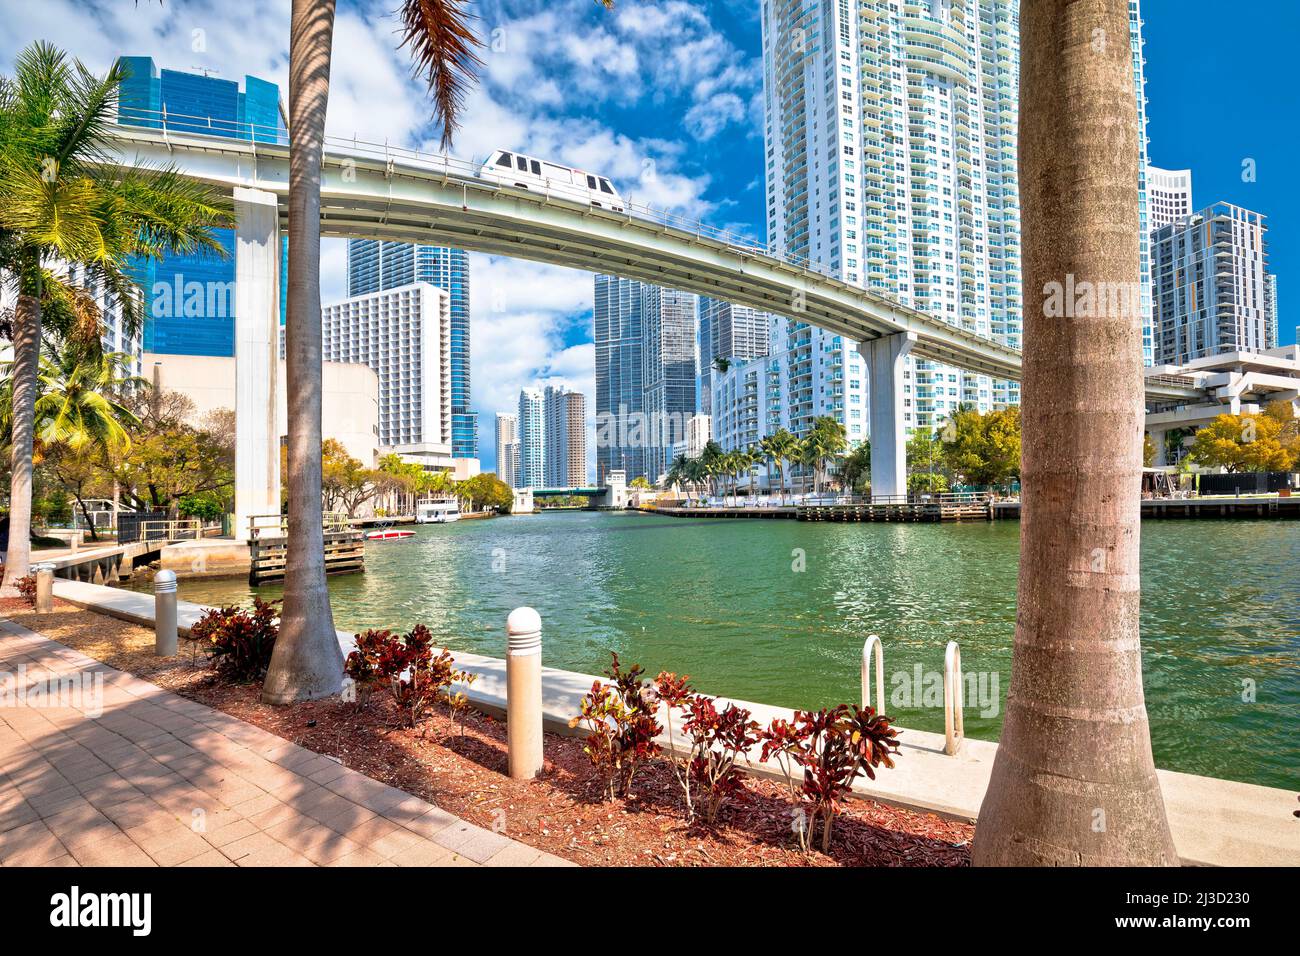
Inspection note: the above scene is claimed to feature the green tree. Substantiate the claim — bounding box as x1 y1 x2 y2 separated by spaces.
839 440 871 496
0 42 228 591
1188 413 1292 473
759 429 799 505
939 405 1021 487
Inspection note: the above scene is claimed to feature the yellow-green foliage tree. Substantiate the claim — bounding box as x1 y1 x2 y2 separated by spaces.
1188 413 1293 473
939 405 1021 487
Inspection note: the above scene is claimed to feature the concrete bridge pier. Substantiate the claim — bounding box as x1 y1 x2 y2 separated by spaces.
233 187 282 544
860 331 916 499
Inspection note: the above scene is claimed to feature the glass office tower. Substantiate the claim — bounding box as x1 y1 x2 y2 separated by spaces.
117 56 287 357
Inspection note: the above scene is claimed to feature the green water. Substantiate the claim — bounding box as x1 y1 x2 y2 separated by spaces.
144 512 1299 790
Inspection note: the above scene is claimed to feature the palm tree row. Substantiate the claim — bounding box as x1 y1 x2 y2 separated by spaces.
664 416 850 506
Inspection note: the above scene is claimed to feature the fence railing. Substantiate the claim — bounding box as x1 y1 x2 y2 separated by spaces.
134 519 204 542
247 512 353 539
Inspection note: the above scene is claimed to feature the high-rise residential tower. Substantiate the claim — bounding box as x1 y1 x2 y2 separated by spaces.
347 241 477 460
697 297 770 419
322 282 453 468
495 412 518 487
1131 0 1156 366
759 0 1022 444
1151 203 1270 364
543 386 588 487
117 56 287 358
1147 166 1194 232
516 388 545 489
1264 274 1279 350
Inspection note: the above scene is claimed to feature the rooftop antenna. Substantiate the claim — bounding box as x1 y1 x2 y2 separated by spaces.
190 66 221 78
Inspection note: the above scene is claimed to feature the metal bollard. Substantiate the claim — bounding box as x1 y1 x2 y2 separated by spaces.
154 569 178 657
34 564 54 613
943 640 964 755
861 634 884 715
506 606 544 780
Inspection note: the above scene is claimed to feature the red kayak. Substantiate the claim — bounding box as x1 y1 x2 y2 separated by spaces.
365 529 415 541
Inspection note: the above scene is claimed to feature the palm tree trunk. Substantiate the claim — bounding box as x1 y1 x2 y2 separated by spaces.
262 0 343 704
972 0 1177 866
2 293 42 594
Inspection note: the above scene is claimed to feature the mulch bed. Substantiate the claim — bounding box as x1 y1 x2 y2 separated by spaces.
1 600 972 866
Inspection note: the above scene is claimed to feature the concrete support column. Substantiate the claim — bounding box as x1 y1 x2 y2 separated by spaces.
859 331 916 499
1150 428 1168 467
233 187 281 543
506 607 544 780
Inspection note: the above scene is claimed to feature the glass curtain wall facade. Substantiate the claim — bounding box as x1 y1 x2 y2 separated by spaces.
118 57 287 357
594 275 647 483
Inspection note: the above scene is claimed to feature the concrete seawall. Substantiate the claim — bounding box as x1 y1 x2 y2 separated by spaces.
40 578 1300 867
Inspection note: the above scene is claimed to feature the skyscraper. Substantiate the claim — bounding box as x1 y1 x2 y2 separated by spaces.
543 386 588 487
1130 1 1156 366
495 412 518 487
347 240 477 460
642 287 697 481
1264 274 1279 350
322 283 453 467
1147 166 1194 231
516 388 545 489
594 275 646 483
1151 203 1270 364
118 56 287 357
759 0 1022 443
697 297 770 418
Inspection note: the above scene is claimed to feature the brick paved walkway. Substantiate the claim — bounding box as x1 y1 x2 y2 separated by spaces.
0 619 572 867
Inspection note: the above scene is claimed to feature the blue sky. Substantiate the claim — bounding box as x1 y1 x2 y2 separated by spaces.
1 0 1292 474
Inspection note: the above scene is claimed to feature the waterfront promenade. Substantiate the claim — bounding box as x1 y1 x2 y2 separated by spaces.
0 615 569 867
42 578 1300 866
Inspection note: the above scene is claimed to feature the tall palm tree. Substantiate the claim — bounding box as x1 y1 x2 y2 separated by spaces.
760 429 798 505
972 0 1177 866
264 0 613 703
28 348 143 454
0 42 228 593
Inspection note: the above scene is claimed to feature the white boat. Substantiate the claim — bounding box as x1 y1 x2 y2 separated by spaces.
415 498 460 524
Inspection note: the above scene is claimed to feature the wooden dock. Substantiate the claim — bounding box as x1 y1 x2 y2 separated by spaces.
246 514 366 585
799 499 992 522
993 495 1300 520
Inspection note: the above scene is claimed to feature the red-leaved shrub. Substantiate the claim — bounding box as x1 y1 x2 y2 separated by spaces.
570 652 662 800
192 599 280 682
760 705 899 852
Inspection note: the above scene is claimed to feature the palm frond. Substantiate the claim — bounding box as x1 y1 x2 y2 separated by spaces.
399 0 484 149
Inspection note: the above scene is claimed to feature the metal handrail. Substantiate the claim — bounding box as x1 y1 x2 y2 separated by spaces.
247 512 353 538
135 518 204 541
861 634 884 716
943 641 965 756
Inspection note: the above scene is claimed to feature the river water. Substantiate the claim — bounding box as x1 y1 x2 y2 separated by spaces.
140 511 1299 790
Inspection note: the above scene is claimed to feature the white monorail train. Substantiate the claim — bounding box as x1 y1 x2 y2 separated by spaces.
479 149 625 212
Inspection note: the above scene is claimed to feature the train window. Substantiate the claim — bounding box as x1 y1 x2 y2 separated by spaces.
530 160 541 175
586 175 597 189
599 179 613 194
516 156 528 171
496 152 512 167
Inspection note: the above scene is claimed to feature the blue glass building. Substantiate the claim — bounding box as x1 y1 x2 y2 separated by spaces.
118 56 287 357
346 240 477 459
